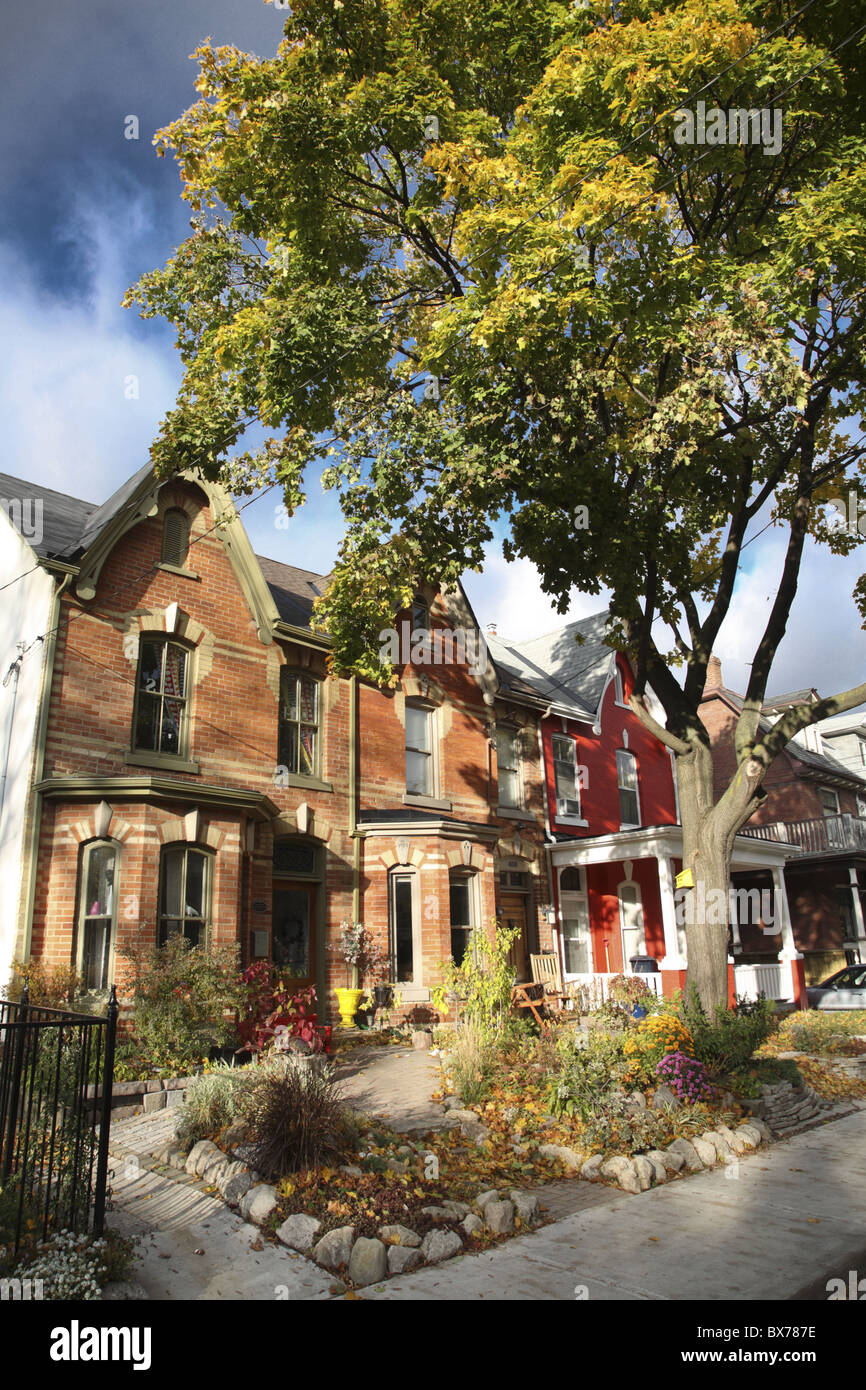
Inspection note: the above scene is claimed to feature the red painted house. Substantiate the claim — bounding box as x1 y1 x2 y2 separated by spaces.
488 617 798 1006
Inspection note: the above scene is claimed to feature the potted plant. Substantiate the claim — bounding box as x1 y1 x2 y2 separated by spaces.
329 922 387 1027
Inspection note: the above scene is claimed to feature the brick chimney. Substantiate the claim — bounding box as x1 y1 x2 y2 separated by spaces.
706 654 723 689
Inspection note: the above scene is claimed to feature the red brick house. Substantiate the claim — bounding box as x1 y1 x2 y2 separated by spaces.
701 658 866 987
1 465 552 1019
488 619 797 1006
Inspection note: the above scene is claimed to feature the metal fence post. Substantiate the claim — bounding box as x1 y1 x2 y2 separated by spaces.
91 985 118 1236
1 981 28 1182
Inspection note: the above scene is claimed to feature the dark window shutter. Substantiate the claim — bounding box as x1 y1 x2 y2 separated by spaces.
162 509 190 567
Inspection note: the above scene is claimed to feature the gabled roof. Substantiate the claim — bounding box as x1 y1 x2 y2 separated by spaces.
0 471 98 558
763 687 819 711
704 682 866 789
817 710 866 737
255 555 331 629
485 610 613 722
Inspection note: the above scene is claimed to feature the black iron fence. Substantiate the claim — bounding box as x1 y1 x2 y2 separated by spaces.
0 985 117 1252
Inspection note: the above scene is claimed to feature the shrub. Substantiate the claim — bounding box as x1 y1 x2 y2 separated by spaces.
117 937 244 1072
623 1015 694 1081
728 1056 803 1098
20 1231 111 1300
175 1062 251 1149
778 1010 866 1057
681 991 776 1078
547 1029 629 1119
448 1019 495 1105
438 920 520 1038
5 958 84 1008
239 1064 351 1178
654 1051 716 1104
579 1100 672 1155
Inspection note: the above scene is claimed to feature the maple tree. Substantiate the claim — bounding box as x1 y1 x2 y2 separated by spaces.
126 0 866 1010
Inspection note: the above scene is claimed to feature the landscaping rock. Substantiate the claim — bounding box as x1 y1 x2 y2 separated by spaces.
388 1245 424 1275
154 1142 184 1167
659 1147 686 1174
703 1130 734 1162
632 1155 654 1191
164 1089 185 1110
475 1189 500 1211
168 1149 187 1171
142 1091 166 1114
441 1199 471 1219
600 1156 641 1194
340 1164 364 1178
240 1184 280 1226
442 1095 465 1110
538 1142 583 1170
379 1224 422 1248
461 1213 483 1237
313 1226 356 1272
645 1151 669 1184
223 1121 248 1147
384 1157 409 1176
222 1170 255 1207
442 1108 481 1129
691 1136 717 1168
484 1199 515 1235
666 1138 703 1172
752 1118 772 1144
276 1214 322 1253
421 1205 455 1222
716 1124 746 1155
185 1140 222 1178
348 1237 388 1287
737 1124 761 1149
580 1154 604 1181
651 1084 680 1112
421 1228 463 1264
200 1153 233 1185
628 1090 647 1110
509 1189 540 1226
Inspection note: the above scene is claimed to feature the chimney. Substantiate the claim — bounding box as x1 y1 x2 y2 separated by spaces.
706 654 722 689
486 622 497 637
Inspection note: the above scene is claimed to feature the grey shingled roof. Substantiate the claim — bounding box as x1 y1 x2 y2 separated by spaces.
485 610 613 720
255 554 331 628
710 684 866 789
0 471 98 558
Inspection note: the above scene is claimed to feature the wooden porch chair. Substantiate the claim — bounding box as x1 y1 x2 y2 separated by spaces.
510 981 550 1029
530 952 565 1011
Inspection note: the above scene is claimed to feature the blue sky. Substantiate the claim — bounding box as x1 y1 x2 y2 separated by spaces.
2 0 863 704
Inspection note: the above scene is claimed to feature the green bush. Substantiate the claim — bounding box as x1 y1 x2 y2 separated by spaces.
175 1062 251 1148
117 937 244 1073
728 1057 803 1098
681 990 776 1078
239 1063 351 1178
547 1029 629 1120
579 1100 672 1155
438 920 520 1038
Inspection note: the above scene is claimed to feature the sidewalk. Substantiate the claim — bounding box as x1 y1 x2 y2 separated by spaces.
364 1108 866 1300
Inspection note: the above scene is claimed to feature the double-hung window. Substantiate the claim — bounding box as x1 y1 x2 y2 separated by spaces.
76 841 118 990
496 728 521 809
278 672 320 778
405 703 433 796
616 749 641 827
159 846 211 947
134 638 189 756
552 734 581 817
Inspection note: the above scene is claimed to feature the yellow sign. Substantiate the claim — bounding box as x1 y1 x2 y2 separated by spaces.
675 869 694 890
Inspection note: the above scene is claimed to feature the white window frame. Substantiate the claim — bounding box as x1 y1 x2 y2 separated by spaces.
617 880 647 969
558 866 592 978
496 726 522 810
76 839 120 993
552 733 584 822
613 665 628 707
158 844 213 948
819 786 840 816
616 748 641 828
388 867 425 992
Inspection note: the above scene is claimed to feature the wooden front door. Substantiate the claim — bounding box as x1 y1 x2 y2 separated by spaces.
501 893 529 982
272 882 316 991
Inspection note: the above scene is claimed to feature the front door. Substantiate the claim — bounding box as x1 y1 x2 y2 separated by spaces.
501 893 529 981
272 883 316 991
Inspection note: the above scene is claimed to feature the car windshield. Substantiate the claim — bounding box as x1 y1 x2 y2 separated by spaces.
822 967 866 988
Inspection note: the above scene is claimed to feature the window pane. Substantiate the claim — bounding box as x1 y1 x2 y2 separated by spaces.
619 788 639 825
160 699 184 754
450 882 470 927
299 677 317 724
161 849 184 919
138 639 163 691
164 645 187 699
563 917 590 974
617 751 637 790
279 723 299 774
82 920 111 990
406 705 430 751
281 674 298 722
406 749 431 796
85 845 115 918
185 852 206 917
411 598 428 630
393 878 414 982
299 726 316 776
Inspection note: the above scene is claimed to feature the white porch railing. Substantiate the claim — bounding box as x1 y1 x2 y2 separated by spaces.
566 971 664 1010
733 960 792 1002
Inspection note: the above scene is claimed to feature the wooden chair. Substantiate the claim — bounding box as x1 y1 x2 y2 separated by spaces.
530 952 565 1011
510 981 550 1029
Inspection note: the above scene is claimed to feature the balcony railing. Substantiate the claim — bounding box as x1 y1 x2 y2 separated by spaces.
740 813 866 854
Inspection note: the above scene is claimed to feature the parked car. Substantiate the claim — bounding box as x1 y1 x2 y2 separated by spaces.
806 965 866 1010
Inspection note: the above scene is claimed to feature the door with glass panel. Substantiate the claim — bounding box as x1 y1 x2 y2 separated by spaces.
560 889 591 976
272 884 315 990
618 881 646 970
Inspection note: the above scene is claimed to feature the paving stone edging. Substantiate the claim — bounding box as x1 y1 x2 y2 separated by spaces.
89 1075 195 1119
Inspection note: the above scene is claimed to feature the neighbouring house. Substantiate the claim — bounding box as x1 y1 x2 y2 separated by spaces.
488 619 802 1007
700 658 866 991
0 465 551 1021
814 708 866 785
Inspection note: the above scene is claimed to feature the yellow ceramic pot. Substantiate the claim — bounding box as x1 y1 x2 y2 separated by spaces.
335 987 364 1028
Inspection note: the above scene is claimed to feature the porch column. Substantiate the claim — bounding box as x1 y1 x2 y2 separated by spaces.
658 856 685 970
773 864 803 1006
848 867 866 953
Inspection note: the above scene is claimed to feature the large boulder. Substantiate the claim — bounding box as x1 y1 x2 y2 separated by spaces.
222 1169 255 1207
651 1084 681 1112
421 1229 463 1264
631 1155 655 1190
665 1138 703 1172
388 1245 424 1275
659 1147 686 1174
509 1189 540 1227
313 1226 356 1272
379 1224 422 1248
348 1237 388 1287
580 1154 604 1181
691 1136 718 1168
185 1139 222 1178
240 1184 280 1226
600 1156 641 1194
644 1150 670 1183
538 1143 583 1170
484 1200 515 1235
276 1214 322 1253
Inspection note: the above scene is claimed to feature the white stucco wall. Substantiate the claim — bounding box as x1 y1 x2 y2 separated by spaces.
0 512 54 989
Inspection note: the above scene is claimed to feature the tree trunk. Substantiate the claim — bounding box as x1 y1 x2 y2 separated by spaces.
675 738 758 1014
